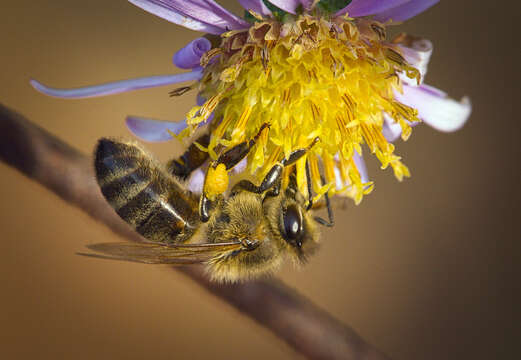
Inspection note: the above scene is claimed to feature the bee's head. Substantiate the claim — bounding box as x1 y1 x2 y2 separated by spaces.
264 186 320 266
204 182 320 282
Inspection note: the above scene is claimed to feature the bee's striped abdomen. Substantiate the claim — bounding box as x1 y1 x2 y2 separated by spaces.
94 139 200 244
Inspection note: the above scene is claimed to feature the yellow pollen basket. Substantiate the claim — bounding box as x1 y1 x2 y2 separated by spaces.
187 14 421 204
204 163 229 201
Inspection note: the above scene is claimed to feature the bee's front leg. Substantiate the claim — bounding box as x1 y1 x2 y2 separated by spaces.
231 137 320 198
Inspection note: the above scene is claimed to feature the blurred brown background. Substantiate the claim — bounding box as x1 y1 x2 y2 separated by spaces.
0 1 519 359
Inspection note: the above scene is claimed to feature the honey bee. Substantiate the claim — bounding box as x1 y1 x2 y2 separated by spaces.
87 124 333 282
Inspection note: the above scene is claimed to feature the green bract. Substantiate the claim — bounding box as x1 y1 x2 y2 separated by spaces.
316 0 353 14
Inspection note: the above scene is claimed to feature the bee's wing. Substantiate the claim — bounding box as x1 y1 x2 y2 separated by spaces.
80 242 242 265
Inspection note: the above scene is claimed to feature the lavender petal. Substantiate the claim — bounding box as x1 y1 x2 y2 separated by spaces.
126 116 188 142
353 151 369 184
394 84 471 132
374 0 439 22
382 113 404 142
333 152 370 190
299 0 313 11
336 0 409 17
196 94 206 106
231 158 247 174
129 0 222 34
129 0 249 34
173 37 211 69
266 0 301 14
127 111 215 142
30 69 203 99
238 0 272 17
187 168 205 193
396 37 433 86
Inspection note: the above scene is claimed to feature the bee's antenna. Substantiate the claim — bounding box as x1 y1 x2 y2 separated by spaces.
306 161 334 227
305 160 314 210
314 189 334 228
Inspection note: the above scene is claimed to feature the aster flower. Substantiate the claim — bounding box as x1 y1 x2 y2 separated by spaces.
31 0 471 204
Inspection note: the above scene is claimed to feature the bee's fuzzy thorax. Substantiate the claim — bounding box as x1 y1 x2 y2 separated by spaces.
204 192 283 282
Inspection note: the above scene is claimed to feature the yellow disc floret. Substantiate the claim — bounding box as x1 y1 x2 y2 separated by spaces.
186 13 421 204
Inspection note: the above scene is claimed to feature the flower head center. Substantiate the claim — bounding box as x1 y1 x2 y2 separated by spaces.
187 14 421 203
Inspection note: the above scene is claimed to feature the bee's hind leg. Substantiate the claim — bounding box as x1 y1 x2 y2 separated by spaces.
167 133 211 180
199 123 270 222
211 122 270 172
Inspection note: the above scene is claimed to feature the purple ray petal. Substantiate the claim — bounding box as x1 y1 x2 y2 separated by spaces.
187 0 250 28
333 152 370 190
382 113 403 142
267 0 300 14
231 158 247 174
394 84 471 132
238 0 272 17
336 0 409 17
127 111 215 142
333 166 344 190
196 94 206 106
415 83 446 97
30 69 203 99
396 37 433 85
353 151 369 184
187 168 205 193
129 0 222 34
173 37 211 69
129 0 249 34
299 0 313 11
126 116 188 142
374 0 439 23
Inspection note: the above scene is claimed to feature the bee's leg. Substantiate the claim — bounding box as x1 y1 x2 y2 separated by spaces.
231 163 283 196
231 137 320 197
213 122 270 171
167 133 211 180
280 137 320 167
199 123 270 222
199 194 213 223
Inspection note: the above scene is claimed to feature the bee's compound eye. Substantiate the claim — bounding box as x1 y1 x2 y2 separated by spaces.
282 205 303 247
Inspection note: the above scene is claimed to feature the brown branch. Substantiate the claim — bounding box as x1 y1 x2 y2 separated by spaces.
0 103 390 360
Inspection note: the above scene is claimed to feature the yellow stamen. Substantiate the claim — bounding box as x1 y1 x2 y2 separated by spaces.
200 48 222 67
